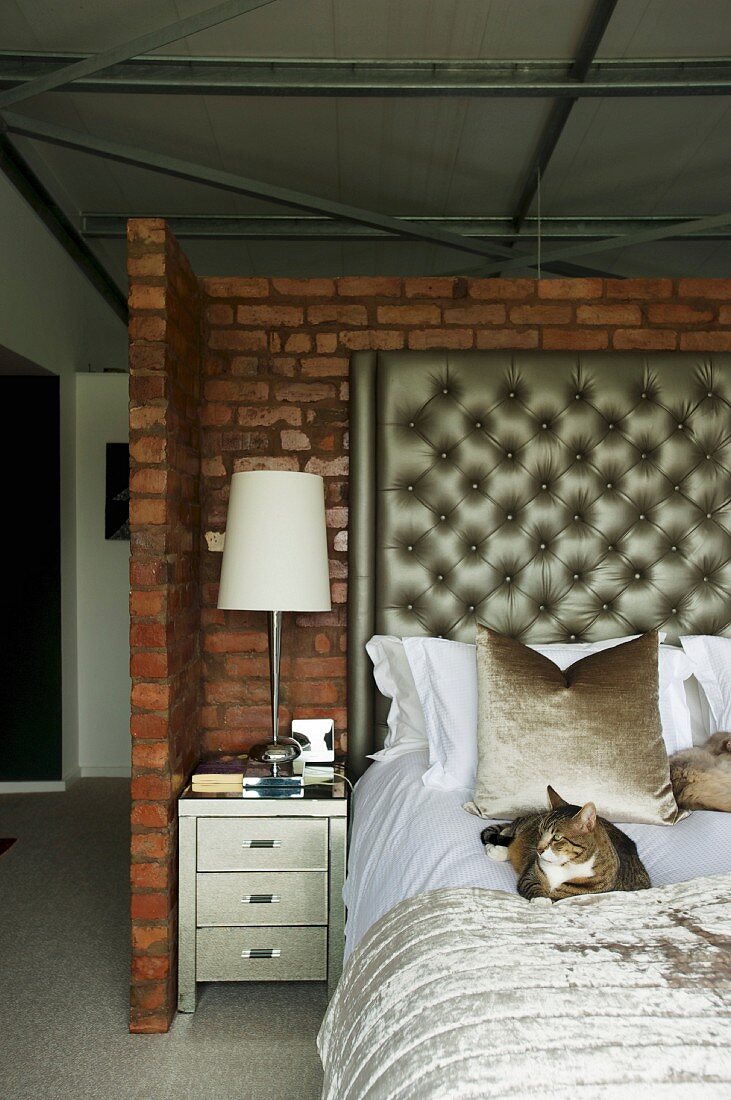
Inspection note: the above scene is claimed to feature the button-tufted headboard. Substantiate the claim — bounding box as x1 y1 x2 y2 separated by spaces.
347 350 731 779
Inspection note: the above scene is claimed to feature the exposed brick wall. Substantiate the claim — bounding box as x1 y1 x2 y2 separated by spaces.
128 218 731 1032
128 219 202 1033
198 272 731 758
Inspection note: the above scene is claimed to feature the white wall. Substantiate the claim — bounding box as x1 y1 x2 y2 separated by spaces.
76 375 131 776
0 171 127 785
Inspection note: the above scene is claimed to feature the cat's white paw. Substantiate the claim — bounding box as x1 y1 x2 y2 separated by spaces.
530 896 553 907
485 843 509 862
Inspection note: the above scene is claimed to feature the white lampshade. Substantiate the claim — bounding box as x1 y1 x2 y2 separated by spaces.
217 470 332 612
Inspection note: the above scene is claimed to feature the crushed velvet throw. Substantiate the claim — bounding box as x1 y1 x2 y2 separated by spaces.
318 878 731 1099
467 628 681 824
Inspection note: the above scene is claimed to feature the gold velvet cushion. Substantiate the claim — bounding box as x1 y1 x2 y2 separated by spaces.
467 627 682 825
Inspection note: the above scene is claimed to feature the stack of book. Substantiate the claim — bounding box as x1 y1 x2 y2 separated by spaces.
191 753 248 793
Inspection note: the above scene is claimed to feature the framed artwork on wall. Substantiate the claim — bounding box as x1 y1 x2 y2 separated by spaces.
105 442 130 541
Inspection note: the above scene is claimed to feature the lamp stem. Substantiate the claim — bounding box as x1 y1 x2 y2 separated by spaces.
268 609 282 744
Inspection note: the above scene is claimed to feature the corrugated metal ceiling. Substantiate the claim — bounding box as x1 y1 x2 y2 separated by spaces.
1 0 729 288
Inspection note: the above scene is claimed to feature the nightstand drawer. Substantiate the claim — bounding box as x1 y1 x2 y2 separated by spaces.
196 926 327 981
196 871 327 926
198 817 327 871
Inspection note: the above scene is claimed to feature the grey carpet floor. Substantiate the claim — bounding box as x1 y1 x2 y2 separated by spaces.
0 780 327 1100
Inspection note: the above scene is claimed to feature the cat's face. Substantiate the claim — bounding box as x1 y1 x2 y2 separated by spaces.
536 803 597 866
706 732 731 756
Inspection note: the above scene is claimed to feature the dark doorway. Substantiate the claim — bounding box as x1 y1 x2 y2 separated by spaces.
0 375 62 780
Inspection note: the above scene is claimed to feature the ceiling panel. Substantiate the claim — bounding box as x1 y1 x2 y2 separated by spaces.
599 0 731 59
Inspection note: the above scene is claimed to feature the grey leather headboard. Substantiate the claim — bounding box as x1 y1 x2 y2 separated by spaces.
347 350 731 779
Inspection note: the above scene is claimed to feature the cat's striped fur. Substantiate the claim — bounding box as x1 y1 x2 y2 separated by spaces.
481 786 651 901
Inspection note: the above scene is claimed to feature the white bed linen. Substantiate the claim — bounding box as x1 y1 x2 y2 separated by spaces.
343 748 731 957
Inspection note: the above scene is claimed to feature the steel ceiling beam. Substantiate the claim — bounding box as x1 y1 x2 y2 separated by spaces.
81 212 731 241
0 134 127 323
0 0 279 109
511 0 619 232
471 212 731 277
3 110 608 277
2 52 731 97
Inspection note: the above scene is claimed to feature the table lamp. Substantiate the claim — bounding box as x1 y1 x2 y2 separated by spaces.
217 470 332 763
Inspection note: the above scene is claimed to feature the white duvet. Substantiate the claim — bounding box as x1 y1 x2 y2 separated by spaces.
320 876 731 1100
344 749 731 956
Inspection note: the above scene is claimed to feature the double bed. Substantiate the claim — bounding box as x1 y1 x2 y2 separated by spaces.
318 349 731 1098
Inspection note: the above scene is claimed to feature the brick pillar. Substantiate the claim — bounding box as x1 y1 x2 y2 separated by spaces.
128 218 202 1033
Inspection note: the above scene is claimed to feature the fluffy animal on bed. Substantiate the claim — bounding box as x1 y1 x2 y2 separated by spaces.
481 786 650 901
670 731 731 812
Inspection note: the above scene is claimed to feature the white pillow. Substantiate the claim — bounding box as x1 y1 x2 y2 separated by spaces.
680 636 731 734
365 635 428 761
404 634 695 792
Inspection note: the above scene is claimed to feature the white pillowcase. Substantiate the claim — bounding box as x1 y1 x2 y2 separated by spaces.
365 635 428 761
680 636 731 735
404 634 695 793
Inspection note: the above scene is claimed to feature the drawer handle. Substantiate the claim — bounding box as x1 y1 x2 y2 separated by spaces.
241 948 281 959
241 894 280 904
242 840 281 848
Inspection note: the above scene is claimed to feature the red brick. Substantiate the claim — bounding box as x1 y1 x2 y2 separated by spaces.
205 380 269 402
129 405 167 430
281 429 311 451
131 682 171 711
719 306 731 324
404 277 465 298
376 304 441 325
679 331 731 350
202 277 269 297
129 315 166 341
129 499 167 526
326 507 348 529
284 333 313 353
237 304 304 326
274 382 336 403
316 334 338 353
339 330 405 350
130 468 167 495
129 344 166 373
237 406 302 427
130 559 166 586
208 328 268 351
205 303 234 325
537 279 603 299
234 456 300 473
301 356 349 377
130 435 166 464
308 304 368 326
647 304 714 324
130 590 165 617
442 304 506 325
132 924 170 953
543 329 609 350
129 375 166 402
131 652 169 679
304 456 348 476
131 743 169 772
127 253 165 277
130 714 169 741
612 329 677 350
677 278 731 299
605 278 673 299
129 284 166 311
476 329 539 349
509 304 572 325
576 304 641 325
127 218 165 243
408 328 474 349
469 278 534 300
314 633 331 654
131 862 169 890
131 775 170 802
293 657 347 678
204 631 268 654
131 955 170 981
129 1011 172 1034
337 277 401 297
201 403 234 427
131 891 170 922
272 278 335 296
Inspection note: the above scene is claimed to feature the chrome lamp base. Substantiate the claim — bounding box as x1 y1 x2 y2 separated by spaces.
248 735 301 764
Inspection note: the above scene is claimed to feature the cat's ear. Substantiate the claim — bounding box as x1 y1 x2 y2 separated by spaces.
547 786 568 809
572 802 597 834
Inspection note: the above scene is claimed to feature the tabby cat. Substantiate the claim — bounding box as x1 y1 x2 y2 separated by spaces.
481 786 651 901
670 731 731 812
